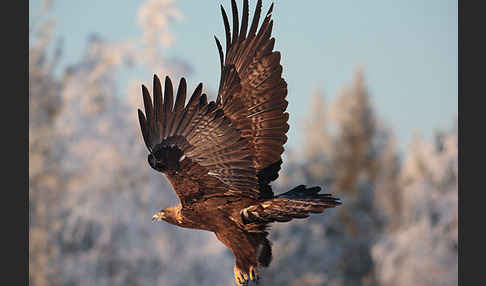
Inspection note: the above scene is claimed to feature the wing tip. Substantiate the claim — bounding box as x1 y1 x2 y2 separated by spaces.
165 75 173 89
266 2 275 17
180 77 187 86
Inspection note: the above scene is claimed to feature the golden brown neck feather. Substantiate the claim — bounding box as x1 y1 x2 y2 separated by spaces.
162 205 183 226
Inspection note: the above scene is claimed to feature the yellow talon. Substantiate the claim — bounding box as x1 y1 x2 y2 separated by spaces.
234 265 249 286
233 264 260 285
249 265 259 281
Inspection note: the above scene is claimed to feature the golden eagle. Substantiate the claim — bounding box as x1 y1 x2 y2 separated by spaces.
137 0 341 285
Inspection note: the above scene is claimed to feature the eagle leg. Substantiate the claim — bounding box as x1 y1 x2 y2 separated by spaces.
234 264 249 286
235 264 262 286
233 264 260 286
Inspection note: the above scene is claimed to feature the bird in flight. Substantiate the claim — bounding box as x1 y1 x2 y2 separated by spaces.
137 0 341 285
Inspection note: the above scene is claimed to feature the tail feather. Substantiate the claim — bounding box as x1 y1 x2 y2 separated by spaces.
241 185 341 224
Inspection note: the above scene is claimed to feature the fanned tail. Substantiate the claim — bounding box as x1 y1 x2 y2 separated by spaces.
241 185 341 224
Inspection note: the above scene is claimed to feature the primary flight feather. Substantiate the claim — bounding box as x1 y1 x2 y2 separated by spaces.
137 1 341 285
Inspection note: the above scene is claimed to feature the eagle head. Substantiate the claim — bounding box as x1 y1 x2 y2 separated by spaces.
151 209 168 222
151 206 182 225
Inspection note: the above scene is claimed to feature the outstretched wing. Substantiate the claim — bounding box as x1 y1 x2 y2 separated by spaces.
138 75 261 204
215 0 289 188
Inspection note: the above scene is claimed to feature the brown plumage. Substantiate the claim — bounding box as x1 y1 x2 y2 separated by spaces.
137 1 341 285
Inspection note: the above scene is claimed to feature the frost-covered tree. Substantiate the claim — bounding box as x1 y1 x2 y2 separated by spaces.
372 125 458 286
51 34 233 286
329 68 377 196
29 1 234 285
372 127 403 231
303 89 333 161
29 2 65 284
263 69 386 286
29 1 457 285
297 90 335 185
263 68 457 286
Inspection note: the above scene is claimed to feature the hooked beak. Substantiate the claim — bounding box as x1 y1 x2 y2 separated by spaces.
152 212 165 223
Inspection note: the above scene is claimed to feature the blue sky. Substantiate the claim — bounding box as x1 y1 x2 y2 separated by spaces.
30 0 457 153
